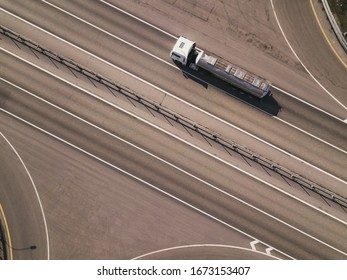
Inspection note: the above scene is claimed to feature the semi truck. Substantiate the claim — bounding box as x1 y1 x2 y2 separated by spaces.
170 36 271 98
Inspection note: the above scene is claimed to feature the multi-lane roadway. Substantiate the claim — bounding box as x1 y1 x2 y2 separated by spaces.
0 0 346 260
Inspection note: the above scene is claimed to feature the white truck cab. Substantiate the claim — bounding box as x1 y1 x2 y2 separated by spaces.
170 36 196 66
170 36 271 98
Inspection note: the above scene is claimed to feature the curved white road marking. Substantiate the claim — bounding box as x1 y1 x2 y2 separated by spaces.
0 3 346 258
2 75 347 257
270 0 347 111
2 63 347 227
0 109 295 260
97 0 347 122
2 45 347 222
42 0 347 156
309 0 347 70
1 6 346 181
132 244 281 260
0 131 50 260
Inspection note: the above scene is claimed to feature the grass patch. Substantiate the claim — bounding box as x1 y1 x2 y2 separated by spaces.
327 0 347 33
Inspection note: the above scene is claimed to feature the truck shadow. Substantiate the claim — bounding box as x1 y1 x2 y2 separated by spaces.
175 62 281 116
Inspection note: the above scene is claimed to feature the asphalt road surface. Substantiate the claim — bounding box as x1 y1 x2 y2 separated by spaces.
0 0 346 260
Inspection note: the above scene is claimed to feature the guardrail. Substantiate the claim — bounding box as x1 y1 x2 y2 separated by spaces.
1 25 347 210
322 0 347 53
0 220 7 260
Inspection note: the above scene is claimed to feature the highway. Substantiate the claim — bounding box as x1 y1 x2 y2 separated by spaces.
0 0 346 260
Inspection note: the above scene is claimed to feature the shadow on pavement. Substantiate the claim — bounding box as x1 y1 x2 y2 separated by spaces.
174 61 281 116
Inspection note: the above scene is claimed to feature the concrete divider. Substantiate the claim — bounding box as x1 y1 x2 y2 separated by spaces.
1 24 346 211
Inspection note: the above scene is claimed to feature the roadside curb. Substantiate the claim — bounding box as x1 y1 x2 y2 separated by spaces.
311 0 347 67
321 0 347 54
0 215 8 260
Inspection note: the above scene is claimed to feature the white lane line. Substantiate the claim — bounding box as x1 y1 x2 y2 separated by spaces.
270 0 347 111
275 113 347 154
0 109 295 260
2 50 347 227
41 1 347 154
99 0 346 123
132 244 280 260
0 79 333 260
2 74 347 258
2 0 345 257
0 131 50 260
2 7 345 184
272 84 344 123
98 0 176 39
41 0 170 66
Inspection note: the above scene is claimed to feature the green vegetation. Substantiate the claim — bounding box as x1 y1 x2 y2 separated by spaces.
327 0 347 33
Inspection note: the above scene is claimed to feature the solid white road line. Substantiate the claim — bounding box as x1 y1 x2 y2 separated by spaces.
41 0 170 66
270 0 347 111
44 0 347 145
2 73 347 257
272 84 344 123
0 109 295 260
1 6 345 182
0 131 50 260
98 0 177 39
39 1 347 155
132 244 280 260
2 51 347 227
2 0 346 258
99 0 347 122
